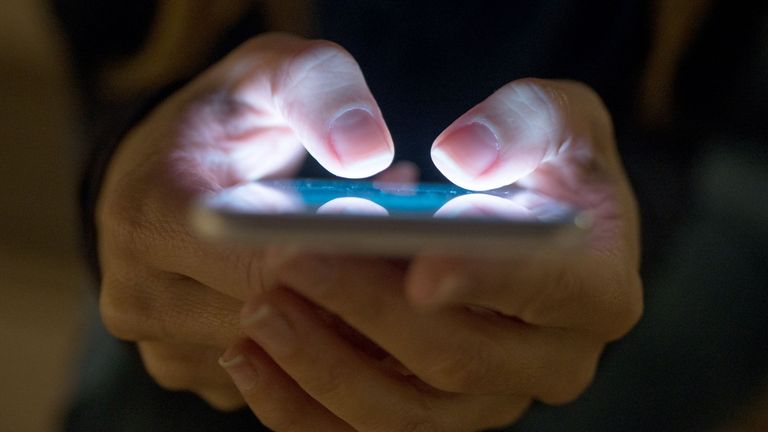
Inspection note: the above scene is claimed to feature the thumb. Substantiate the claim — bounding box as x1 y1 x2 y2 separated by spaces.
431 78 614 191
219 34 394 179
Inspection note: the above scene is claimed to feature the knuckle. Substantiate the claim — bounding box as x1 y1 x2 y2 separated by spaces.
99 273 180 343
139 346 188 392
238 32 302 55
287 39 351 72
494 78 570 148
236 35 272 55
503 78 568 117
498 78 617 160
539 353 599 406
234 33 349 66
230 34 292 64
509 77 561 101
274 39 356 100
99 277 148 341
566 80 613 128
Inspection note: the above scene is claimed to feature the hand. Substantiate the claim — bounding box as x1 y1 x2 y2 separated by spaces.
219 79 642 431
96 33 395 410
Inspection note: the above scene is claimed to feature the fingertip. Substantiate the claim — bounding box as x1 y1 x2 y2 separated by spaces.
219 340 260 392
330 151 394 179
326 108 394 178
431 122 497 190
432 122 538 191
433 122 499 172
431 142 541 191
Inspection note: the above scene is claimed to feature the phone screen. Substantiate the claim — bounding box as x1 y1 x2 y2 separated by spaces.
204 179 577 223
194 179 588 255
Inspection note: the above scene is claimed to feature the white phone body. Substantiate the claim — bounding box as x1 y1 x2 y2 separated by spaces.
190 179 590 257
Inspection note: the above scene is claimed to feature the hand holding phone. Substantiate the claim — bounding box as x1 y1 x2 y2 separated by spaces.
93 28 642 429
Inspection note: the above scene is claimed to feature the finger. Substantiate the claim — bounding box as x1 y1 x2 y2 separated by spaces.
220 340 354 431
239 288 427 430
215 33 394 178
137 341 244 411
100 168 279 302
406 252 643 341
99 268 241 347
240 288 533 429
431 78 619 191
266 253 602 402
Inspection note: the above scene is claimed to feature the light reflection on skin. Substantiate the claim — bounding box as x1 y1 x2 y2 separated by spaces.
434 193 536 220
317 197 389 216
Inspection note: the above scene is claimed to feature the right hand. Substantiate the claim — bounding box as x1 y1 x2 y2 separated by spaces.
96 33 394 410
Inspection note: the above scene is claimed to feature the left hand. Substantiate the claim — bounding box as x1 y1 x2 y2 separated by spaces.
219 78 643 431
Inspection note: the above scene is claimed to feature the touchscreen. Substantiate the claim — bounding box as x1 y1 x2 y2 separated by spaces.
204 179 578 223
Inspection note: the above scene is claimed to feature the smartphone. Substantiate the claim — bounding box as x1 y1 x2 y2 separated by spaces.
189 178 590 256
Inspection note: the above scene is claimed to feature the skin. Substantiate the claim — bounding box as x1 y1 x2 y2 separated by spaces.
97 33 642 430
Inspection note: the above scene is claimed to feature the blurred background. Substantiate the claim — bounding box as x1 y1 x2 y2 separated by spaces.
0 0 86 431
1 1 767 431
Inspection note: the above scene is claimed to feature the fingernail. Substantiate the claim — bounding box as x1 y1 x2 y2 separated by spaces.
219 346 259 391
242 302 295 357
329 108 393 175
433 123 500 178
